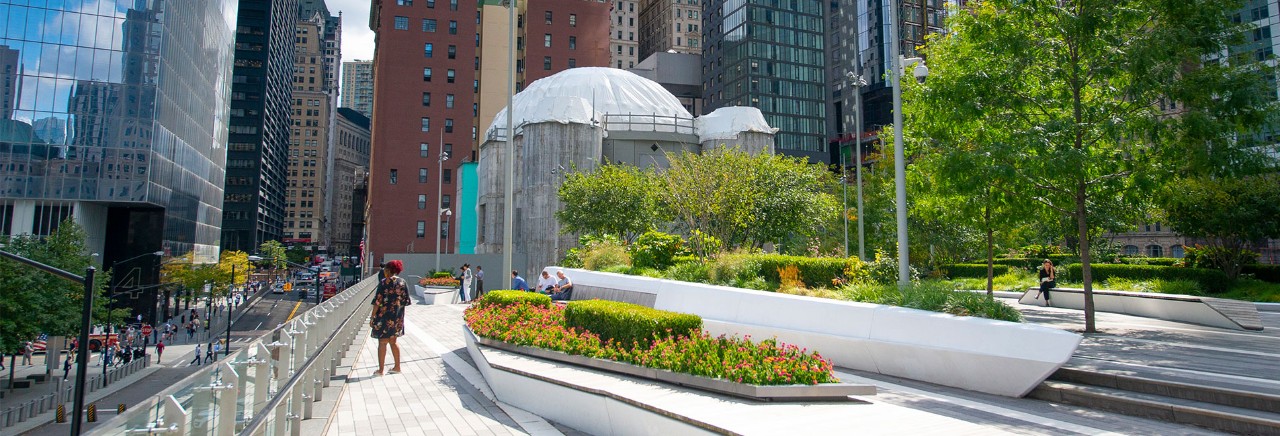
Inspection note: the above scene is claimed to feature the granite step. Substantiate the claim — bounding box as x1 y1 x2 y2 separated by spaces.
1030 381 1280 435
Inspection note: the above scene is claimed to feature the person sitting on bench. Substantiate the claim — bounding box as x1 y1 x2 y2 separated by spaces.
550 270 574 301
536 270 556 294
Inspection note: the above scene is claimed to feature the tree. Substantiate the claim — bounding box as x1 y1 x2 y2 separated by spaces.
556 163 665 242
658 146 838 251
285 246 310 266
1160 174 1280 279
258 241 288 271
909 0 1273 332
0 220 113 354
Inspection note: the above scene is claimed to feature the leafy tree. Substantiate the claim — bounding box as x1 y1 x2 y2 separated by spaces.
556 163 664 242
285 246 309 265
908 0 1272 332
659 146 838 250
0 220 112 354
1160 174 1280 280
258 240 288 271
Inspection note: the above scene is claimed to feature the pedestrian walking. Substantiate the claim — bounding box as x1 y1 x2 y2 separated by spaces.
203 343 214 364
370 260 411 376
62 354 71 380
475 265 485 299
459 264 474 302
22 341 33 365
191 343 203 366
156 341 165 363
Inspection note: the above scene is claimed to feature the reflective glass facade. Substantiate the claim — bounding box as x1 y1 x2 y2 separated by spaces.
0 0 238 263
703 0 827 162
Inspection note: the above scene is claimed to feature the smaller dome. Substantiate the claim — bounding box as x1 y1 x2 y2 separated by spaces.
486 67 693 138
695 106 777 141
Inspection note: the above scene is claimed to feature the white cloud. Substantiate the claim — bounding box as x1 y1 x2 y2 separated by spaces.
331 0 375 63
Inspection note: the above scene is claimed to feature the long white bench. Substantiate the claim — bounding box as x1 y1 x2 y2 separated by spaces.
560 268 1082 397
1018 287 1264 331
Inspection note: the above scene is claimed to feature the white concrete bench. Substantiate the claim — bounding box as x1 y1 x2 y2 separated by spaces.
559 268 1082 397
1019 287 1263 331
414 285 458 305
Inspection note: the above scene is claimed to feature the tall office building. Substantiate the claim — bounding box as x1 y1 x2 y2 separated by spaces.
0 0 239 322
702 0 827 162
637 0 703 61
341 60 375 118
365 0 610 260
222 0 300 252
284 8 340 251
610 0 642 69
332 108 371 256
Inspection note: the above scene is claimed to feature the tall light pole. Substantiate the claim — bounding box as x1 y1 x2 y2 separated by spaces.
435 148 450 273
502 0 517 280
844 68 868 261
889 0 909 286
441 208 453 254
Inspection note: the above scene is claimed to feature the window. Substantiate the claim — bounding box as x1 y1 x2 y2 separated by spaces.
449 0 457 10
423 67 432 81
445 118 454 133
1123 245 1139 256
543 56 552 70
427 0 434 7
394 16 409 30
390 169 399 184
419 168 428 183
397 0 412 5
446 94 455 108
569 14 576 26
418 194 427 209
423 19 437 32
545 11 553 24
440 221 449 239
447 69 456 83
443 168 453 183
449 20 458 34
1171 245 1185 258
421 117 430 132
417 221 426 238
569 36 576 49
422 92 431 106
424 43 434 58
448 45 457 59
444 143 453 155
1147 245 1163 258
420 143 429 157
568 58 576 68
544 34 552 47
442 194 452 207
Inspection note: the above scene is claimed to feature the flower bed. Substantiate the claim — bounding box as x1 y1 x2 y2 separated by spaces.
418 276 459 287
464 297 838 386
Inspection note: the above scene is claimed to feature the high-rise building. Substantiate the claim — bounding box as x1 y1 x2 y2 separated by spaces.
222 0 300 252
366 0 610 260
636 0 703 61
702 0 827 162
284 3 342 254
341 60 375 118
332 108 371 256
0 0 239 323
610 0 641 69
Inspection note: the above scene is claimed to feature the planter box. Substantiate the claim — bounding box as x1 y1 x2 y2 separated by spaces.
465 327 874 401
414 285 457 305
1018 287 1263 331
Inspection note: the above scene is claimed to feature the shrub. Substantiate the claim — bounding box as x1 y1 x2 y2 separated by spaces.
582 241 632 271
1062 263 1229 292
475 290 551 309
418 277 460 287
630 230 685 270
751 254 859 288
939 264 1011 279
840 281 1022 322
564 300 702 348
1117 257 1181 266
664 261 710 283
601 264 632 275
865 250 919 285
1242 264 1280 283
944 292 1024 322
706 253 764 286
431 271 454 279
1151 279 1204 296
778 264 804 290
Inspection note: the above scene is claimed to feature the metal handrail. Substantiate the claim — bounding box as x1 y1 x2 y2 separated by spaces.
237 289 374 434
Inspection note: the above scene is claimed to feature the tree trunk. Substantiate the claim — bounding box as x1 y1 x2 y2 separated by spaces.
985 203 994 297
1076 182 1096 333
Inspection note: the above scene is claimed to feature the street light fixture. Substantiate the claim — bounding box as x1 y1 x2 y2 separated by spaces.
888 0 928 286
844 68 868 261
435 148 450 273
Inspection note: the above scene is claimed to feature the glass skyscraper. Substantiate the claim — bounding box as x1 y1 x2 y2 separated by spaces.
702 0 827 162
0 0 238 321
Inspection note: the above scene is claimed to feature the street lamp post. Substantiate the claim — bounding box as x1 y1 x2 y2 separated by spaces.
502 0 517 281
435 149 450 273
888 1 928 285
225 264 234 358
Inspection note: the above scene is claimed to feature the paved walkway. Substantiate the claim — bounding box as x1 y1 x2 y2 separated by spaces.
326 301 1253 435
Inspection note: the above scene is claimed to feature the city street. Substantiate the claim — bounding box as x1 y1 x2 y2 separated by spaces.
18 291 318 435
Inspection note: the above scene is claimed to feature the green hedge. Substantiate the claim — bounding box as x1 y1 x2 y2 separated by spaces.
1117 257 1181 266
1062 264 1229 292
750 254 856 288
563 300 702 347
940 264 1011 279
1242 264 1280 283
475 290 551 309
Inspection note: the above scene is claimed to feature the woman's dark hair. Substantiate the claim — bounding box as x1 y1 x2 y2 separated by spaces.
383 259 404 275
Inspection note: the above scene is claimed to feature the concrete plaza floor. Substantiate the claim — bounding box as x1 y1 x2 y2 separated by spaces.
323 299 1276 435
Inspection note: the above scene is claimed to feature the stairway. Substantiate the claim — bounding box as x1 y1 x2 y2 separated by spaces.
1030 363 1280 435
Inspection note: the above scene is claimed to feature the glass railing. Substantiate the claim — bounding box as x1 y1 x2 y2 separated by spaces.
86 274 378 436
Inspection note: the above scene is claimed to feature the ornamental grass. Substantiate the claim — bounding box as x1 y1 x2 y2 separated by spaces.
464 302 837 386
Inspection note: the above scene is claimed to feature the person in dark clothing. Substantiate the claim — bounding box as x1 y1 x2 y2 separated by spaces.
1036 259 1056 306
63 355 71 380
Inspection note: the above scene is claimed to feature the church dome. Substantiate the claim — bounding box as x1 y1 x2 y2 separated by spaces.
486 67 693 138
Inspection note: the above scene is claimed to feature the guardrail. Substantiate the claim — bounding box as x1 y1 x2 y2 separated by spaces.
86 274 378 435
1 354 150 430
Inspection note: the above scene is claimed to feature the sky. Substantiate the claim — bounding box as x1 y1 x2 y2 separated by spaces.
331 0 375 65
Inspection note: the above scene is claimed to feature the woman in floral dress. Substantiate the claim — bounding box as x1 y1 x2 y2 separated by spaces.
371 260 411 375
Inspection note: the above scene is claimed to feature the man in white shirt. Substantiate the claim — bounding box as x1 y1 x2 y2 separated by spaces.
535 270 556 294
